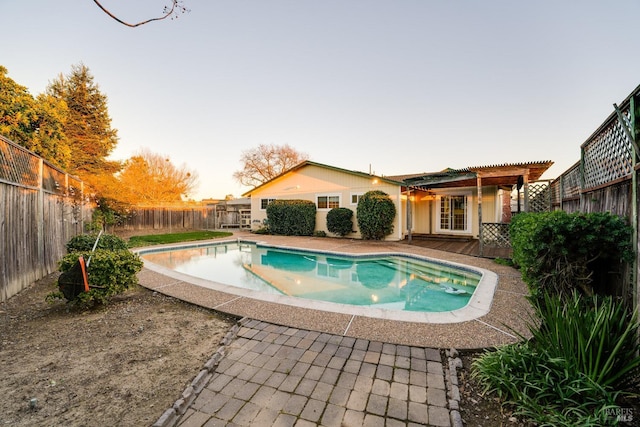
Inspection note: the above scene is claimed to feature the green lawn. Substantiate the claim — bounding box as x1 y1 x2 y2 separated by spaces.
128 230 233 247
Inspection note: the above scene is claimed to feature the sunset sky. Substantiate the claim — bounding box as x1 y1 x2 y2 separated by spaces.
2 0 639 199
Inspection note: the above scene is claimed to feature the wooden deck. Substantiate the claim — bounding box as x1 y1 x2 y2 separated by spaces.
400 235 512 259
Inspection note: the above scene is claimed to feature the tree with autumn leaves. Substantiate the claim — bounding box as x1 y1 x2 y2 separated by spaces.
0 65 71 169
117 149 198 205
0 64 198 223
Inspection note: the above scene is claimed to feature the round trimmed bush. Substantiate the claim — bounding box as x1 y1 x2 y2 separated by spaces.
327 207 354 237
356 190 396 240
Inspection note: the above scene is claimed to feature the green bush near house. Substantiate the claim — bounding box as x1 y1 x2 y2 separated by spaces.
356 190 396 240
326 207 354 237
266 199 316 236
509 211 633 306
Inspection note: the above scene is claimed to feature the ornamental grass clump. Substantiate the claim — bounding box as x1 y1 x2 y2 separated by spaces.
472 291 640 426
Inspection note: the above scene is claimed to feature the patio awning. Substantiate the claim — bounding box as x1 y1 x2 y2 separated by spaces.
398 161 554 190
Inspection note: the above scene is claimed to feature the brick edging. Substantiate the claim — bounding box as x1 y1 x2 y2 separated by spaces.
445 348 464 427
152 317 248 427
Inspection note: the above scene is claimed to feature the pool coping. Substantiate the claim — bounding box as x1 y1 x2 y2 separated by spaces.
137 238 498 325
134 232 533 349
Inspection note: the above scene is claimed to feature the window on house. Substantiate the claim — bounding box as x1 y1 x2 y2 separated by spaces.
439 195 468 231
317 195 340 209
350 193 364 205
260 198 276 210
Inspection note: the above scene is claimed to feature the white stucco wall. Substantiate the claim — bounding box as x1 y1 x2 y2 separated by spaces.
247 164 403 240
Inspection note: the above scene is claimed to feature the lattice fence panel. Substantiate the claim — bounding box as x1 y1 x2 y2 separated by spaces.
550 180 561 205
482 223 511 248
561 163 581 199
582 106 633 189
0 135 40 187
529 181 551 212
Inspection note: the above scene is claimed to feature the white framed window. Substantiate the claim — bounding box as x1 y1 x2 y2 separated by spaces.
260 198 276 210
350 193 364 205
436 192 472 233
316 194 340 210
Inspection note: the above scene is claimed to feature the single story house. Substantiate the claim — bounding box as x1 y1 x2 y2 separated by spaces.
242 160 553 242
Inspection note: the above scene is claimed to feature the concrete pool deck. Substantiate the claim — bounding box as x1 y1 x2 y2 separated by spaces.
137 231 533 350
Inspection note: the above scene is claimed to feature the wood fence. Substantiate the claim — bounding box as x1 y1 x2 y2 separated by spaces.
550 84 640 307
109 207 242 233
1 135 89 302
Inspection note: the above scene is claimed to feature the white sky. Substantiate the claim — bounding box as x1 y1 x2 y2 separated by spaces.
2 0 639 200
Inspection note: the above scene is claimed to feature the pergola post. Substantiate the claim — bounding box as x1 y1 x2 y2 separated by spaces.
523 171 530 212
477 174 483 257
406 190 413 243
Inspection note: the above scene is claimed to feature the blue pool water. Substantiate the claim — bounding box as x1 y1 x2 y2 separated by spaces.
140 242 481 313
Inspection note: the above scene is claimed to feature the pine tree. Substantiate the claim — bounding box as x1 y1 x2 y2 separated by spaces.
47 63 119 176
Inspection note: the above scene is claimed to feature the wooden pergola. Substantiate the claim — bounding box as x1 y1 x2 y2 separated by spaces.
399 161 554 256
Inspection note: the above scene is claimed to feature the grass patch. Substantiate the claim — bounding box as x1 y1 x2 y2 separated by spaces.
128 231 233 247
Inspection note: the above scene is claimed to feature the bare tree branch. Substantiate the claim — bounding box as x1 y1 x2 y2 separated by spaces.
92 0 189 28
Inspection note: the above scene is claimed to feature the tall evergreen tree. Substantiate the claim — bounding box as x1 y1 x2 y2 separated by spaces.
47 63 119 176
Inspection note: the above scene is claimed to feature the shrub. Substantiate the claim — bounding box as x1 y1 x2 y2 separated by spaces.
510 211 633 304
66 233 128 252
356 190 396 240
266 199 316 236
527 292 640 389
472 291 640 426
472 344 621 426
252 226 271 235
326 207 354 237
53 249 143 307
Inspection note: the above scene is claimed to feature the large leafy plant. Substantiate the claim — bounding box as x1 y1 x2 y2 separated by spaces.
510 211 633 304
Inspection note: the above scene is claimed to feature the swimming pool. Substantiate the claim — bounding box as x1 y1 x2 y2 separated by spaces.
139 240 498 323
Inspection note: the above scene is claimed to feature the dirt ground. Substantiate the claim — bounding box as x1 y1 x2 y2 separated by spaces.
0 274 236 427
1 274 526 427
